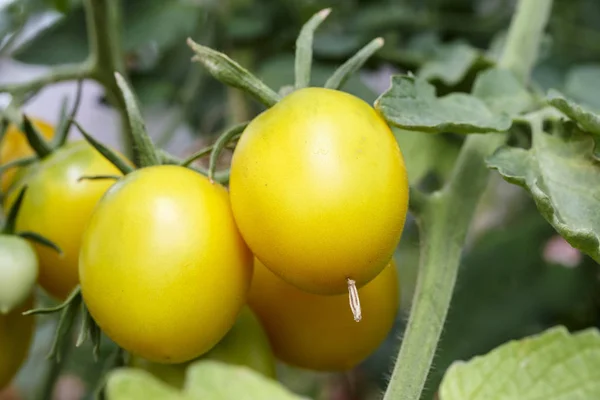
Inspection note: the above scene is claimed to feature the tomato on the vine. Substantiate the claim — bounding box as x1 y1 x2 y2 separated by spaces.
5 141 126 300
0 295 35 389
249 258 399 371
80 165 253 364
0 235 38 314
129 306 276 388
0 119 55 193
229 87 408 295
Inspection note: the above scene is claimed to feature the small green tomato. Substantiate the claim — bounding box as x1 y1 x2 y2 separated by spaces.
0 235 38 314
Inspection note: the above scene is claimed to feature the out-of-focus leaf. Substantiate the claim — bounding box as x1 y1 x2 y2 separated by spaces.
257 55 376 103
487 121 600 263
418 41 492 87
375 75 512 134
563 65 600 111
185 361 308 399
106 369 181 400
547 90 600 136
440 326 600 400
472 68 535 116
106 361 308 400
12 0 201 66
12 7 87 65
122 1 201 54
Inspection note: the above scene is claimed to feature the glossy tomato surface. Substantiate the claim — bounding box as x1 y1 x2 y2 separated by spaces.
6 141 125 300
229 87 408 295
0 295 35 389
249 258 399 371
80 165 253 364
0 119 54 193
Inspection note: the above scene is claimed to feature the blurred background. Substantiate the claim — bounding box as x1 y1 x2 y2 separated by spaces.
1 0 600 399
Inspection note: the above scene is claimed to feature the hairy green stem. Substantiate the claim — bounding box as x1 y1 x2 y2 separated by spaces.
383 1 554 399
499 0 553 84
84 0 132 156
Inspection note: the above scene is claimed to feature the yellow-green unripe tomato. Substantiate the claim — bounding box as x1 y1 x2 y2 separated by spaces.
249 258 399 371
129 306 276 388
230 87 408 295
80 165 253 364
5 141 126 300
0 235 38 314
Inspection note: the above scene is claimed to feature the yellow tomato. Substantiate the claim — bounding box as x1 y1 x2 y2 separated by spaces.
249 258 399 371
5 141 125 300
0 119 54 193
0 295 35 389
80 165 253 364
229 87 408 295
129 306 276 388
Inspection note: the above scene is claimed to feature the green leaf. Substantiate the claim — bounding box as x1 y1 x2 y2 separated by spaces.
106 361 308 400
418 41 491 87
184 361 308 399
375 75 512 134
325 37 384 91
547 89 600 136
106 369 181 400
487 122 600 263
440 326 600 399
114 73 160 168
294 8 331 89
472 68 536 116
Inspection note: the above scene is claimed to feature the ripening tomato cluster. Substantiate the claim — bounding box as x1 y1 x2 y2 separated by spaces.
0 87 408 390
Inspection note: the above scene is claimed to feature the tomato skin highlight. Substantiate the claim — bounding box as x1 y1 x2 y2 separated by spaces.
79 165 253 364
229 87 409 295
0 119 54 193
5 141 125 300
0 295 35 389
0 235 38 314
248 258 399 371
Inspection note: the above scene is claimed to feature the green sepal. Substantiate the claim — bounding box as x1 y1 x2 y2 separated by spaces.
21 114 53 158
72 120 134 175
23 286 81 316
187 39 280 108
325 37 384 90
160 149 231 184
46 287 82 362
0 155 37 176
2 185 27 234
51 79 84 150
180 146 214 167
78 175 122 182
76 300 102 362
18 231 63 255
208 122 247 182
295 8 331 89
114 73 161 168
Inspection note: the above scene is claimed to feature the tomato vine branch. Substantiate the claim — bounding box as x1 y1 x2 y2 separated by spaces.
382 1 554 399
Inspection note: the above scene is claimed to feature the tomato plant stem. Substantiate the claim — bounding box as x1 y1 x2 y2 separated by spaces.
84 0 133 157
383 1 554 399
